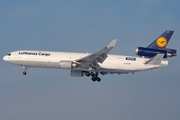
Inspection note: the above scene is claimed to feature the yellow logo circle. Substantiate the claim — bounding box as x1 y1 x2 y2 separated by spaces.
156 37 167 48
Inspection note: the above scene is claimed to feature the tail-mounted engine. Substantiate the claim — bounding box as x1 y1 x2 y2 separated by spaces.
59 60 79 69
136 47 177 58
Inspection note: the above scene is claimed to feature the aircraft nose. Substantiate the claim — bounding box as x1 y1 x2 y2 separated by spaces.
3 56 8 61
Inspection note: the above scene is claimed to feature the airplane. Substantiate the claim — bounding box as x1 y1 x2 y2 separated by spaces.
3 30 177 82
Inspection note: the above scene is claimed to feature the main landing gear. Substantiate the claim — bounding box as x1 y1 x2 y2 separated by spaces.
85 72 101 82
23 66 27 75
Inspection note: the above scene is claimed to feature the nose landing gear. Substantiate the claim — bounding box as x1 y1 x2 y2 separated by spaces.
23 66 27 75
23 71 27 75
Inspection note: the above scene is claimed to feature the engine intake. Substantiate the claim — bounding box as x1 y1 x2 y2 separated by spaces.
136 47 177 58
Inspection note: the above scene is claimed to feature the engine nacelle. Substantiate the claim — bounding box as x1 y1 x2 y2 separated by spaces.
136 47 177 58
59 60 78 69
70 70 83 77
159 48 177 57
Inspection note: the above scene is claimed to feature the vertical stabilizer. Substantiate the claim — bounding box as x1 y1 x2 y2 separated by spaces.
147 30 174 48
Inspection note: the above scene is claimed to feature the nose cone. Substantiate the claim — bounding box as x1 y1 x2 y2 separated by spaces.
3 56 8 61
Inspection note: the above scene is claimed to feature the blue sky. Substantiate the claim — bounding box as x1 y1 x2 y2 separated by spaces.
0 0 180 120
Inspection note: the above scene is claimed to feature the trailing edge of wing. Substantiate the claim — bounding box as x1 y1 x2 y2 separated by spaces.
145 54 164 65
76 39 117 64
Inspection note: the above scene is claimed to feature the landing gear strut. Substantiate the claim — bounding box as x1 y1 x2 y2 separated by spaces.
88 72 101 82
23 66 27 75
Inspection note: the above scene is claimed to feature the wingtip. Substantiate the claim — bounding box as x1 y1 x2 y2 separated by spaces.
108 39 117 48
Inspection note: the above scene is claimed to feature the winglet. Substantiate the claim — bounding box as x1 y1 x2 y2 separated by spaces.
145 54 164 65
107 39 117 48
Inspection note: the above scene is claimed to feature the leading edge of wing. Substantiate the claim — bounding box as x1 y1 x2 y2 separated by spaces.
76 39 117 63
107 39 117 48
144 54 164 65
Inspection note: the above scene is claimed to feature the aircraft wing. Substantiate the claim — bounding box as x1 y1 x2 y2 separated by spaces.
76 39 117 70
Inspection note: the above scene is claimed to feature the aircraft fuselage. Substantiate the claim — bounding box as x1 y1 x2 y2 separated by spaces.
3 50 168 74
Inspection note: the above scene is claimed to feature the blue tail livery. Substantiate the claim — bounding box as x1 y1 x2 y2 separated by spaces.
147 30 174 48
136 30 177 58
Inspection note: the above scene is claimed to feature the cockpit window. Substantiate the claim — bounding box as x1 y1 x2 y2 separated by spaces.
7 53 11 56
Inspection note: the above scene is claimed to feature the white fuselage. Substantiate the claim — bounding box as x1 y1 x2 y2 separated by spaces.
3 50 168 74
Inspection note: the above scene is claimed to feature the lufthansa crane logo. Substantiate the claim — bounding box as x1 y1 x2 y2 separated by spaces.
156 37 167 48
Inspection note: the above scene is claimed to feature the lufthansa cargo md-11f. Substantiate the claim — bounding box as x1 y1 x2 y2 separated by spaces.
3 30 177 82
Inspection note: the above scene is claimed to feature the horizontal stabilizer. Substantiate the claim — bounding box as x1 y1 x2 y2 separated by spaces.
145 54 164 65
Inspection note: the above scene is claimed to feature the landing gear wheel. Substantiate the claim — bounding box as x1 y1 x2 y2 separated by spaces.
85 72 90 77
90 72 101 82
96 77 101 82
91 77 96 82
23 71 27 75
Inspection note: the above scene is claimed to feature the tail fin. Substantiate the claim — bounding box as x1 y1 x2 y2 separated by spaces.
147 30 174 48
